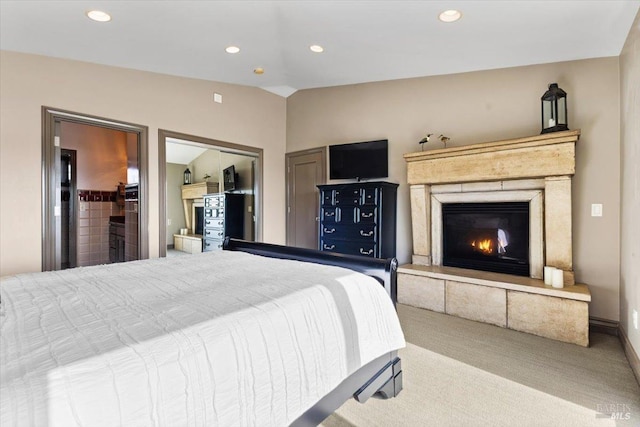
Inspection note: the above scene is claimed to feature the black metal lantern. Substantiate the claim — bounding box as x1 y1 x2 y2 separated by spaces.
183 168 192 185
541 83 568 134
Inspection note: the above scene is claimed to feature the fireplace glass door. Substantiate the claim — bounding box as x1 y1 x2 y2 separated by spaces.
442 202 530 277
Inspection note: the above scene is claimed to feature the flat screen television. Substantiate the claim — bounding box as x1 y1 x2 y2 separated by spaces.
329 139 388 181
223 165 237 191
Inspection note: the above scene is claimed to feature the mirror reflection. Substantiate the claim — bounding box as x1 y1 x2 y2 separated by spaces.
165 138 257 256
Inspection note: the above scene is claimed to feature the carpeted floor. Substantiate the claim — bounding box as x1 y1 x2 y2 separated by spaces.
322 304 640 427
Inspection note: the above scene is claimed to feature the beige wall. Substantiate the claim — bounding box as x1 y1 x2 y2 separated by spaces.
188 149 221 185
287 58 621 321
60 122 128 190
620 13 640 356
0 50 286 276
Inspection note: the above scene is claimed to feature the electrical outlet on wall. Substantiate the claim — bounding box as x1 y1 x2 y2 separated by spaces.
633 309 638 330
167 218 172 226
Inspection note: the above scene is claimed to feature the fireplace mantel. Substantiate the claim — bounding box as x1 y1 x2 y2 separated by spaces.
404 130 580 185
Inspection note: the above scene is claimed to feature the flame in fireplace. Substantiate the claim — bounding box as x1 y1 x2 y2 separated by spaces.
471 239 493 254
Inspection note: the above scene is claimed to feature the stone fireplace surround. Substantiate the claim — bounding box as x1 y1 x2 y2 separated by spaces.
399 130 591 346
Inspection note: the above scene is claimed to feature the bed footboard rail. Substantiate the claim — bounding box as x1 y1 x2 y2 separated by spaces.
222 238 398 305
354 356 402 402
289 351 402 427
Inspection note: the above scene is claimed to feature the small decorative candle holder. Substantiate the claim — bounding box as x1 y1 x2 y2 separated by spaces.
544 266 555 285
551 269 564 288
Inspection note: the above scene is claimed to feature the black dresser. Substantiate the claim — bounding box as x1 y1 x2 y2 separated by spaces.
317 182 398 259
202 193 245 251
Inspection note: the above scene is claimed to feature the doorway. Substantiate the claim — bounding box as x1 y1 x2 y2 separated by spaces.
285 148 326 249
42 107 149 271
158 129 263 257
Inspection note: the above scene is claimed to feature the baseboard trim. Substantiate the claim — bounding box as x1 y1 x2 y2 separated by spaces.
619 325 640 386
589 317 619 336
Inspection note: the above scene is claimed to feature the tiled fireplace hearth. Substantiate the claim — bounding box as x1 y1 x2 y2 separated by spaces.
400 130 591 346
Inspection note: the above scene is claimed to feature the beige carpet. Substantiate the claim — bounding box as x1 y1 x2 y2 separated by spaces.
322 304 640 427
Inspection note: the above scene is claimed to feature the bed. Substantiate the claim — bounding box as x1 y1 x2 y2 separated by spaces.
1 238 405 426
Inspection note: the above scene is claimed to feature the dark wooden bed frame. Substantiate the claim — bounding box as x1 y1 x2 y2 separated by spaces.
222 238 403 426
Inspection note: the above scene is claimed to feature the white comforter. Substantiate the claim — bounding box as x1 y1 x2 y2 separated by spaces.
0 250 405 426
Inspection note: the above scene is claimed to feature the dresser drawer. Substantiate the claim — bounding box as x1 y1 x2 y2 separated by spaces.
320 207 361 224
320 239 377 258
321 207 340 223
361 187 378 205
204 196 223 208
204 208 224 218
321 190 334 206
204 228 225 239
320 224 376 241
205 217 225 228
334 189 361 206
358 206 377 223
203 238 224 252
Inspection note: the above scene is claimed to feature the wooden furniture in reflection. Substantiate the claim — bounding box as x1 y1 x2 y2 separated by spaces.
173 233 203 254
202 193 245 252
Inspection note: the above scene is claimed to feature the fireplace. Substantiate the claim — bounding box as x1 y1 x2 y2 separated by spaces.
194 206 204 235
400 131 589 347
191 200 205 235
405 130 580 285
442 202 530 276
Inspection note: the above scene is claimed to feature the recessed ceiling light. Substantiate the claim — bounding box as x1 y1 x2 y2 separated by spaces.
253 67 265 75
309 45 324 53
225 46 240 54
86 10 111 22
438 9 462 23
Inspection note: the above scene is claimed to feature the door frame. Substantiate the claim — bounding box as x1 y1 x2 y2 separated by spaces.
285 147 326 247
42 106 149 271
158 129 264 257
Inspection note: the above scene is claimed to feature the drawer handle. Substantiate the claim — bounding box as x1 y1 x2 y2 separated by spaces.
361 212 373 218
359 248 373 255
218 232 224 237
360 230 373 237
324 228 336 234
324 244 335 250
325 211 335 217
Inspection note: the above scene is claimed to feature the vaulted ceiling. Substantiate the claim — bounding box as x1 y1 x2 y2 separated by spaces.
1 1 638 97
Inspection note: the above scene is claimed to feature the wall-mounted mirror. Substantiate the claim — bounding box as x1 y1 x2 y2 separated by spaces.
159 131 262 257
